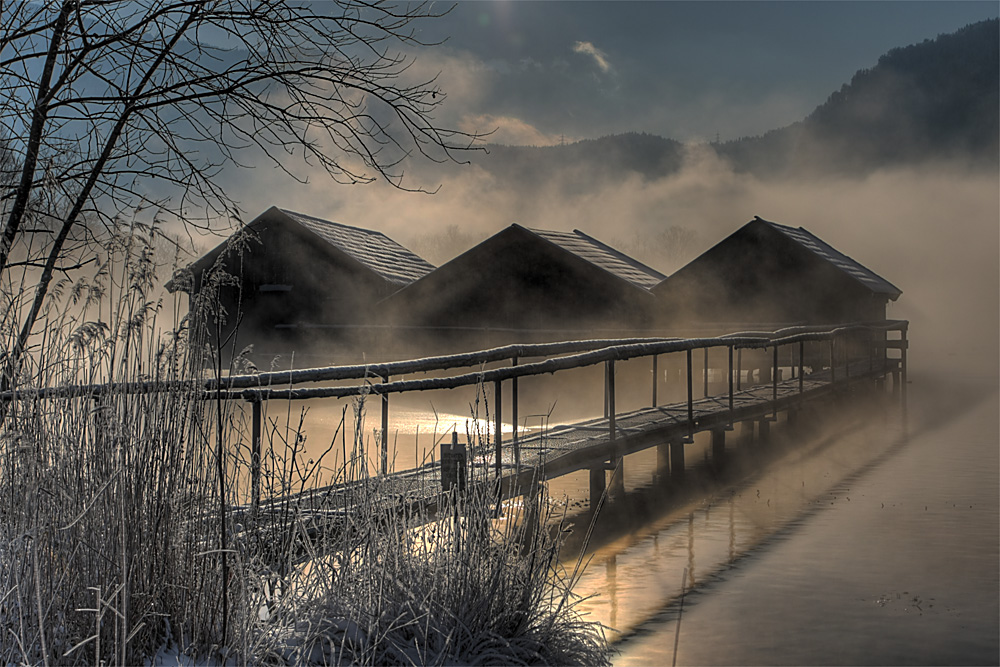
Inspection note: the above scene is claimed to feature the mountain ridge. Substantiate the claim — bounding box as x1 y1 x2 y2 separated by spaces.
473 19 999 183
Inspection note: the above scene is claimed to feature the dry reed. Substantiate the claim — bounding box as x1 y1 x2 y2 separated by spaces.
0 219 610 665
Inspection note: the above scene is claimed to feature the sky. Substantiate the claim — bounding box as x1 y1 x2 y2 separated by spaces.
400 1 999 144
222 1 996 373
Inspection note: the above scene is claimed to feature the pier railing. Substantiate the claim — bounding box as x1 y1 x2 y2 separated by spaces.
0 320 908 514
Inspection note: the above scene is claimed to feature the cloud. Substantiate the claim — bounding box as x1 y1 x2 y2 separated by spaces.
458 114 567 147
572 41 613 74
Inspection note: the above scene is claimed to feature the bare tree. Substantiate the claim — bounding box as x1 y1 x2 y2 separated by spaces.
0 0 477 387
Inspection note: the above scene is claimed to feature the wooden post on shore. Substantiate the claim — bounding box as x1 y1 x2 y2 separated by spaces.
441 431 467 493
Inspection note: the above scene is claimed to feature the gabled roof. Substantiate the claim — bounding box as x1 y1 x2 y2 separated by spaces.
525 226 666 291
275 208 434 286
174 207 434 291
758 217 901 299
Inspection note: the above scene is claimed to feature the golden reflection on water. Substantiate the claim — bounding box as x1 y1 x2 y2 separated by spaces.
564 400 906 644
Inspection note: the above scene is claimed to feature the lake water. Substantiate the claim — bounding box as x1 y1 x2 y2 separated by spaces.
569 369 999 666
236 362 998 666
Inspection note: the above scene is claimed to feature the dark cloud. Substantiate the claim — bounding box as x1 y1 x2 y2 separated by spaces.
411 1 999 142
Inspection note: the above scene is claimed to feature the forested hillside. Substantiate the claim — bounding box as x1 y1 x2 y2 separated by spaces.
471 19 998 184
718 18 999 175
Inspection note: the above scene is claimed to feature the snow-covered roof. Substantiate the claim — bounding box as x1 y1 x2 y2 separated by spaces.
760 218 901 299
276 209 434 286
527 227 666 291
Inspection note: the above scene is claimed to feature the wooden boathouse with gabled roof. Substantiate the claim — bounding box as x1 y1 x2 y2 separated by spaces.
167 206 434 362
652 216 902 328
378 223 667 351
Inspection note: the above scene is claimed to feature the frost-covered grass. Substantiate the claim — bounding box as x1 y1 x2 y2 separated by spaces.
250 434 609 666
0 222 609 665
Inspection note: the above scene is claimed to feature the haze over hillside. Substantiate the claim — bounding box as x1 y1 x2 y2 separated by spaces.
470 19 998 188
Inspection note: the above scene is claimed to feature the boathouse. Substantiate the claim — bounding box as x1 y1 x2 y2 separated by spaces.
379 224 666 351
652 216 902 327
167 206 434 361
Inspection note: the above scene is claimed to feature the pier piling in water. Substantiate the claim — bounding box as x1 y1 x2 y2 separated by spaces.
711 428 726 463
590 467 606 511
656 441 670 480
670 439 686 480
758 418 771 441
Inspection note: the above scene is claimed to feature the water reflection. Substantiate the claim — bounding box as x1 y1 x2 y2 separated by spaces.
568 374 998 666
565 391 912 644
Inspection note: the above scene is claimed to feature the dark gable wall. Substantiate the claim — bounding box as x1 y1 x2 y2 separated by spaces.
654 221 888 326
192 216 393 354
382 226 655 341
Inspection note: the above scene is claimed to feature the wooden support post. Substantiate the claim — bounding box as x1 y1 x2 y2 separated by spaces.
512 357 520 472
250 398 262 518
651 354 658 408
589 467 606 511
380 374 389 476
830 338 836 384
868 329 875 374
736 348 743 391
686 349 694 440
670 439 685 480
728 345 734 414
607 359 616 443
798 340 804 394
845 336 851 379
772 345 779 419
703 346 709 397
900 325 908 409
741 419 755 446
603 359 609 419
711 428 726 463
607 359 623 498
494 379 502 479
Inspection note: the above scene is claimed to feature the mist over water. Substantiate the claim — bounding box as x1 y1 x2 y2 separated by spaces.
209 79 1000 663
606 369 998 666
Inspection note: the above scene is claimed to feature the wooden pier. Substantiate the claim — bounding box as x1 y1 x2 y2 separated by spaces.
230 321 908 553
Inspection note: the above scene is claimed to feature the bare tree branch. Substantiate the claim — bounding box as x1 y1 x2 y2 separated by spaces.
0 0 481 388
